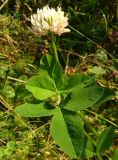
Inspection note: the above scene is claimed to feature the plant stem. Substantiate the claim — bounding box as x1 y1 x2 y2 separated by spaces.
85 109 118 128
84 130 96 146
78 111 104 160
7 76 26 83
96 152 103 160
0 95 12 110
51 33 59 62
78 111 98 136
65 54 69 75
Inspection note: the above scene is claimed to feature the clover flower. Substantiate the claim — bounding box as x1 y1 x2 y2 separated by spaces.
31 6 70 36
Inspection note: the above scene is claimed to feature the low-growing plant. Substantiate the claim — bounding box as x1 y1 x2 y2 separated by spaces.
14 6 117 159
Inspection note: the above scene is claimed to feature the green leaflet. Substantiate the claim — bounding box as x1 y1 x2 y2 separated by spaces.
81 136 95 159
40 54 64 89
60 73 96 92
95 88 115 105
61 87 104 111
50 108 84 158
39 54 55 77
96 126 115 153
15 103 56 117
25 75 56 100
1 85 15 98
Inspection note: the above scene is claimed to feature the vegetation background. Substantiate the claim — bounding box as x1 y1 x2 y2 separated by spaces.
0 0 118 159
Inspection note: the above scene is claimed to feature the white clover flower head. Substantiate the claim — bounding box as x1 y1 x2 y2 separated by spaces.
31 6 70 36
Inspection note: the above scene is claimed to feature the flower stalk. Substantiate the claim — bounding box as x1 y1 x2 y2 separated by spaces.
51 33 59 62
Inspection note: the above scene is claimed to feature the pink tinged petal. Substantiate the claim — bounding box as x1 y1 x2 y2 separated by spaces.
31 5 70 36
